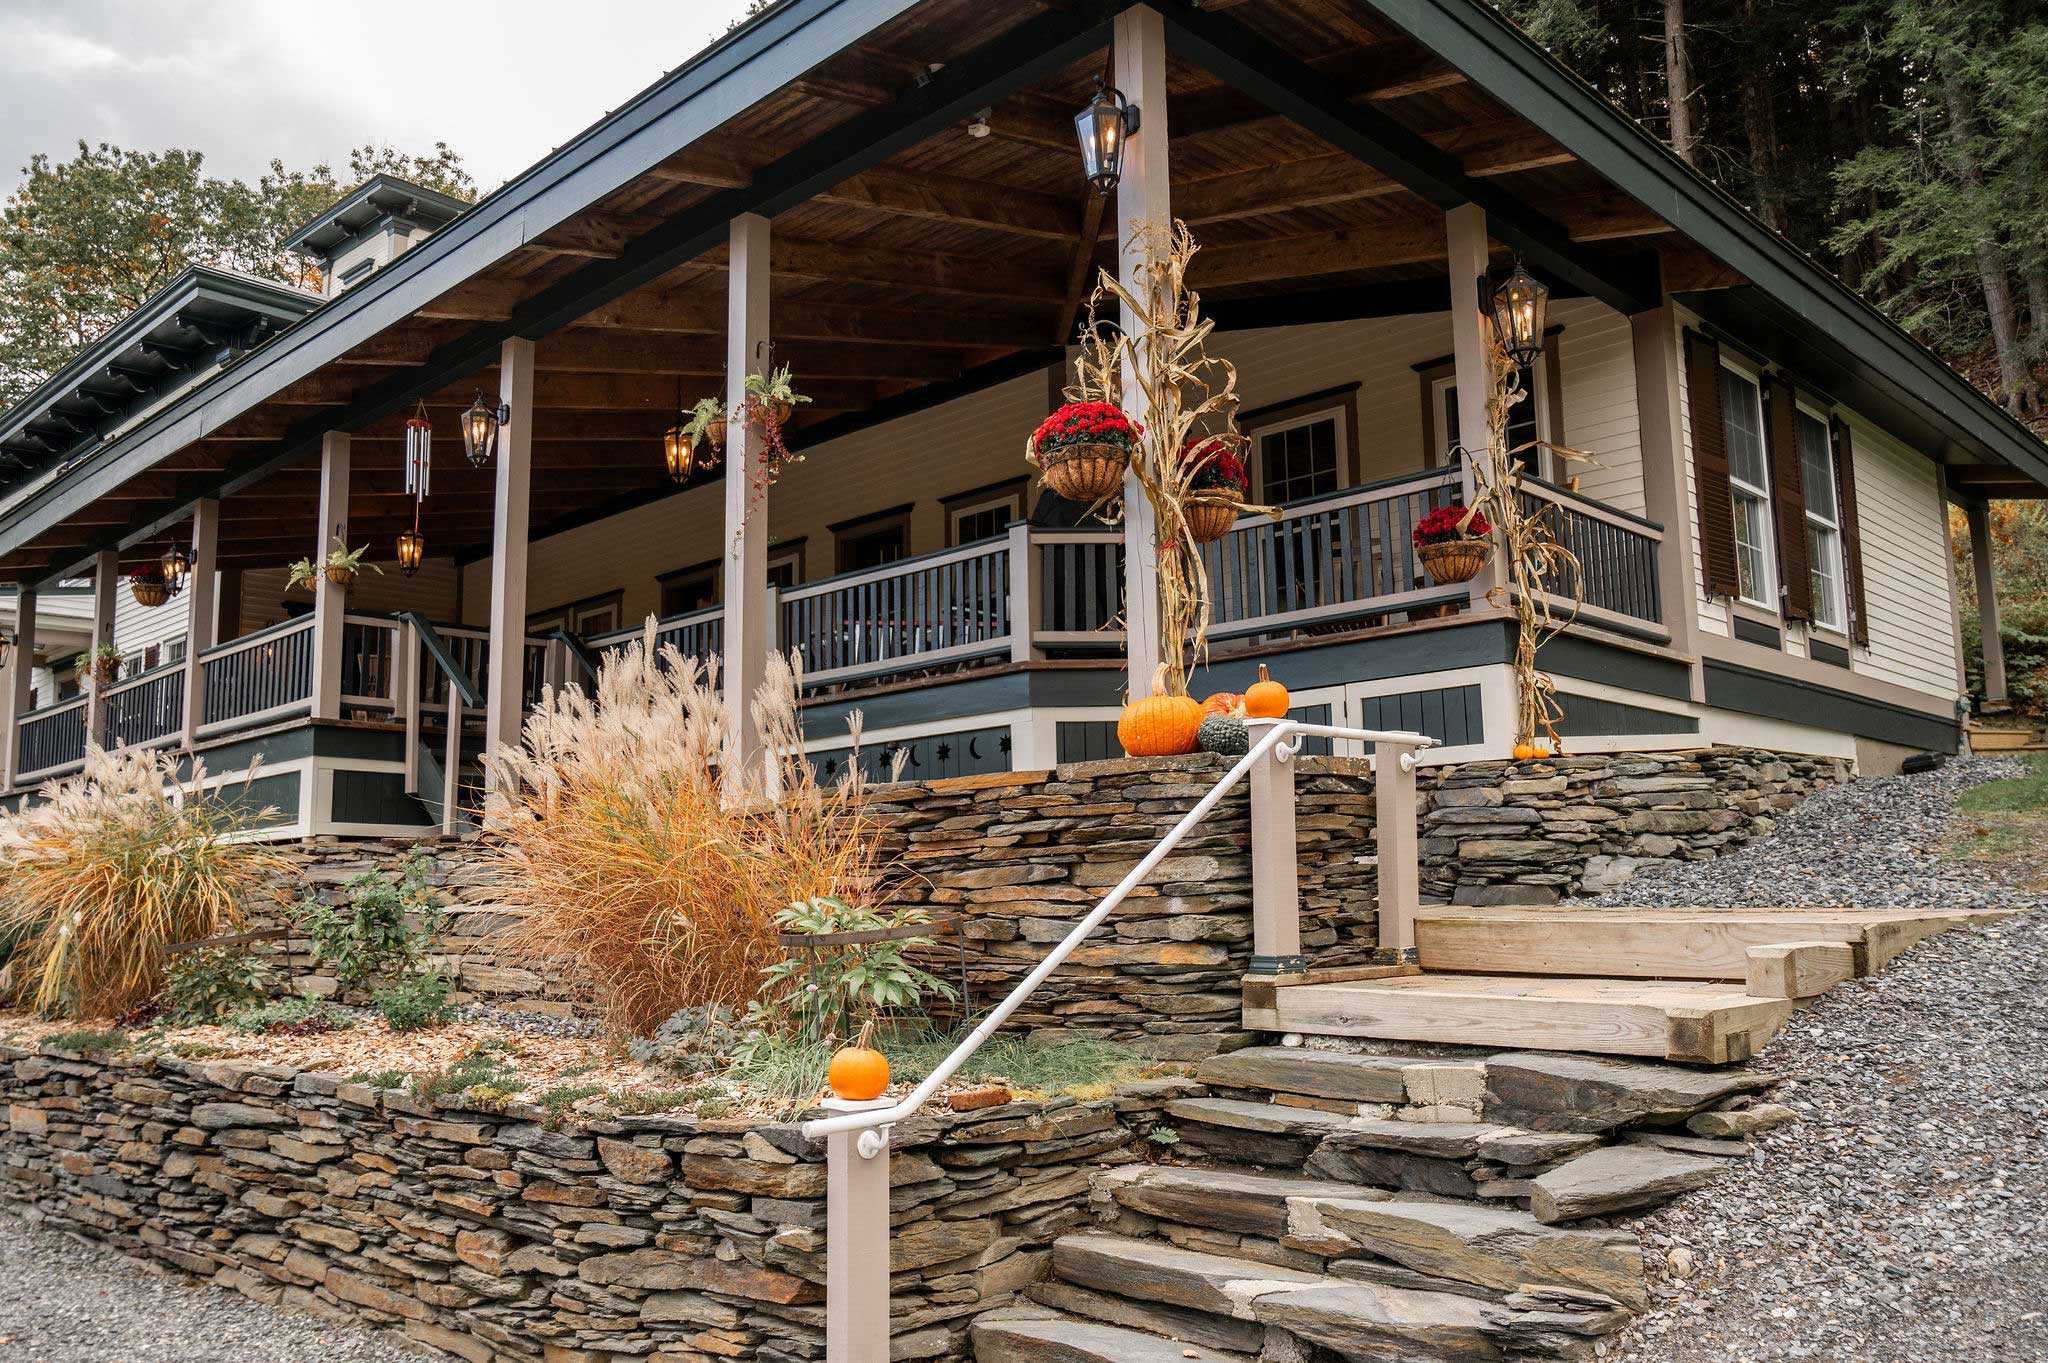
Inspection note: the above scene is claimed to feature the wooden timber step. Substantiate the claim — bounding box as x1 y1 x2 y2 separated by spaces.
1414 905 2012 982
1259 974 1793 1064
1045 1234 1617 1360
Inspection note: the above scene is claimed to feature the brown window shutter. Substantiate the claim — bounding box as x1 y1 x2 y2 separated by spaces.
1831 415 1870 646
1765 376 1813 621
1683 330 1742 597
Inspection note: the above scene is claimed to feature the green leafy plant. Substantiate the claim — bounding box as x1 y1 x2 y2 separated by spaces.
743 364 810 410
414 1039 524 1104
374 971 454 1032
681 395 726 447
613 1084 728 1118
162 944 268 1025
537 1081 606 1129
347 1068 412 1090
753 896 958 1044
226 996 351 1036
72 643 124 680
295 861 443 994
43 1028 129 1054
165 1040 237 1060
287 535 383 590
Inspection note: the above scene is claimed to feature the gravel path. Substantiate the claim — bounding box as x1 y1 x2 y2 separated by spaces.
0 1210 426 1362
1609 755 2048 1362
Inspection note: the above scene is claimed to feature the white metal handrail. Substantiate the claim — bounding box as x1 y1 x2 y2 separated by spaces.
801 716 1436 1144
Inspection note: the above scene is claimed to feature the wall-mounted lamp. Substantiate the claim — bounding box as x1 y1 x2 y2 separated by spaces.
461 390 510 467
1490 260 1550 369
160 543 193 596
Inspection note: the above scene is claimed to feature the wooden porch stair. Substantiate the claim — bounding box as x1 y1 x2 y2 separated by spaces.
1246 905 2015 1064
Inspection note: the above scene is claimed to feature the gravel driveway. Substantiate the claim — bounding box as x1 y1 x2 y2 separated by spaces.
1604 755 2048 1362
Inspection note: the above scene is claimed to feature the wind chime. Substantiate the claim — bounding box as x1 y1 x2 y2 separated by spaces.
399 401 430 577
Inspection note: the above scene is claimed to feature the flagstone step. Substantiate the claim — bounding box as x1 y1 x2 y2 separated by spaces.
1257 972 1793 1064
1098 1164 1383 1238
972 1315 1251 1363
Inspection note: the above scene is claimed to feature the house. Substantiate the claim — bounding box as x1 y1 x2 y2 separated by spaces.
2 0 2041 838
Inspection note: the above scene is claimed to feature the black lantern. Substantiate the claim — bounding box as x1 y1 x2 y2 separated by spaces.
1074 80 1139 193
396 524 425 577
1491 261 1549 369
160 543 192 596
461 390 508 467
662 380 695 484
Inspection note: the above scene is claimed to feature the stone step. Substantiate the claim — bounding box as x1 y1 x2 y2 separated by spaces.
1285 1195 1649 1310
1048 1234 1611 1360
1161 1097 1360 1166
1482 1051 1775 1134
1413 906 2012 981
1258 972 1793 1064
972 1314 1250 1363
1099 1164 1382 1239
1195 1047 1417 1105
1527 1143 1726 1224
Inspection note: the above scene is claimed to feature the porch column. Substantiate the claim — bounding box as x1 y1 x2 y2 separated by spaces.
486 336 537 773
1444 206 1502 604
2 587 35 789
180 498 220 745
724 212 773 783
1630 304 1702 695
1966 501 2007 705
87 549 118 742
1116 4 1169 693
310 432 351 721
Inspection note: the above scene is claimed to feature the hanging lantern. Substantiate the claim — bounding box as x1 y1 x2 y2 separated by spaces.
1491 261 1550 369
1074 79 1138 193
160 543 192 596
662 379 695 484
404 401 433 501
396 522 425 577
461 391 507 468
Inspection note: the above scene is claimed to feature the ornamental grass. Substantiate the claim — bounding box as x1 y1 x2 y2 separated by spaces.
479 625 894 1038
0 747 287 1019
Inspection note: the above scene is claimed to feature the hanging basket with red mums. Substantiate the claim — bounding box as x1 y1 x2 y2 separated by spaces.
128 567 169 609
1413 503 1494 584
1028 401 1141 504
1181 435 1248 544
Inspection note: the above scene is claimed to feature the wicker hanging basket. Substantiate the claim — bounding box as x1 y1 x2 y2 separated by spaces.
130 579 168 609
324 565 357 589
704 417 727 451
1184 492 1243 544
1037 442 1129 503
1418 539 1493 585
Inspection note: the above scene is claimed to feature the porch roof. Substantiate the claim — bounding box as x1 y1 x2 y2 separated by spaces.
0 0 2042 585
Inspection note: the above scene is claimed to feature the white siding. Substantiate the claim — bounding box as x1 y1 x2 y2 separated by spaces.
1555 304 1644 516
1842 418 1962 697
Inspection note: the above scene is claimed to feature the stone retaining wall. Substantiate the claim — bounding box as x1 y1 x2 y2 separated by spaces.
243 747 1848 1052
0 1041 1178 1363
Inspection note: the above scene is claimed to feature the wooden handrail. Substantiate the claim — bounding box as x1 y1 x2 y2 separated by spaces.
399 612 486 709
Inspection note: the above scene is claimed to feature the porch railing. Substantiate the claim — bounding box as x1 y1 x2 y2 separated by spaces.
14 695 89 784
586 604 723 664
1518 479 1664 628
778 535 1020 686
100 662 186 751
199 616 316 735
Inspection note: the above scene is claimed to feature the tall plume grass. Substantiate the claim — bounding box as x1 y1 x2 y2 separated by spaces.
0 747 287 1018
479 625 893 1037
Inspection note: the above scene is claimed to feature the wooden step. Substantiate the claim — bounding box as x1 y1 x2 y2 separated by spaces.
1412 906 2009 981
972 1315 1249 1363
1260 973 1793 1063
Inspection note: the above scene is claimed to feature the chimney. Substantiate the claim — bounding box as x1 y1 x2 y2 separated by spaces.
284 175 469 299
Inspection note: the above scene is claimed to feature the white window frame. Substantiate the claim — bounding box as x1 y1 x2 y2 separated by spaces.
1432 352 1553 478
768 544 804 590
1795 403 1848 634
1718 361 1778 611
1247 405 1349 506
947 492 1022 547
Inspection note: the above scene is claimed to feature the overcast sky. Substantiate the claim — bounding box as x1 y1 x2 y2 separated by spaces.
0 1 758 195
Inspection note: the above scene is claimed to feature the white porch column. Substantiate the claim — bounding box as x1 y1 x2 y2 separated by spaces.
1966 501 2007 705
724 213 773 782
87 549 118 742
310 432 352 720
181 498 220 745
486 337 537 773
1116 4 1169 694
3 586 36 789
1445 205 1504 609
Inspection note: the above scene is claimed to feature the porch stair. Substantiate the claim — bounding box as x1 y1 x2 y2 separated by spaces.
1247 905 2012 1063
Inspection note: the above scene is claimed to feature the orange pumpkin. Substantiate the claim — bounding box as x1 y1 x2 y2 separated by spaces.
1120 664 1204 757
1512 742 1541 761
829 1021 891 1102
1201 692 1244 719
1243 665 1290 719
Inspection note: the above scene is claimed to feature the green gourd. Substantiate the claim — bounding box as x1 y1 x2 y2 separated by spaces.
1197 715 1251 756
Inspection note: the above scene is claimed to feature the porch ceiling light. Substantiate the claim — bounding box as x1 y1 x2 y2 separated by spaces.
160 543 192 595
1074 79 1139 193
662 379 695 484
461 390 509 468
1491 260 1549 370
396 525 425 577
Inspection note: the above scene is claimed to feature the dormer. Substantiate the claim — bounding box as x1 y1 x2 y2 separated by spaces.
284 174 470 299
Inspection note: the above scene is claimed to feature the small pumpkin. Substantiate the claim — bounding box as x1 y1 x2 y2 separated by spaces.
828 1021 890 1102
1511 742 1542 761
1197 715 1251 757
1201 692 1245 719
1119 664 1204 757
1244 664 1290 719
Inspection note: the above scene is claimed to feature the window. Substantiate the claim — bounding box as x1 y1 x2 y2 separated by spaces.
165 637 186 666
1252 411 1344 505
832 506 914 573
768 544 804 591
1719 367 1775 608
1797 409 1847 631
943 479 1029 547
658 566 719 618
1433 356 1548 478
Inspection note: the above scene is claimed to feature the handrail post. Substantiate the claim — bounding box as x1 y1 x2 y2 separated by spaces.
1246 717 1304 976
400 625 422 795
443 690 464 837
1374 737 1424 958
821 1096 892 1363
1007 522 1038 664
